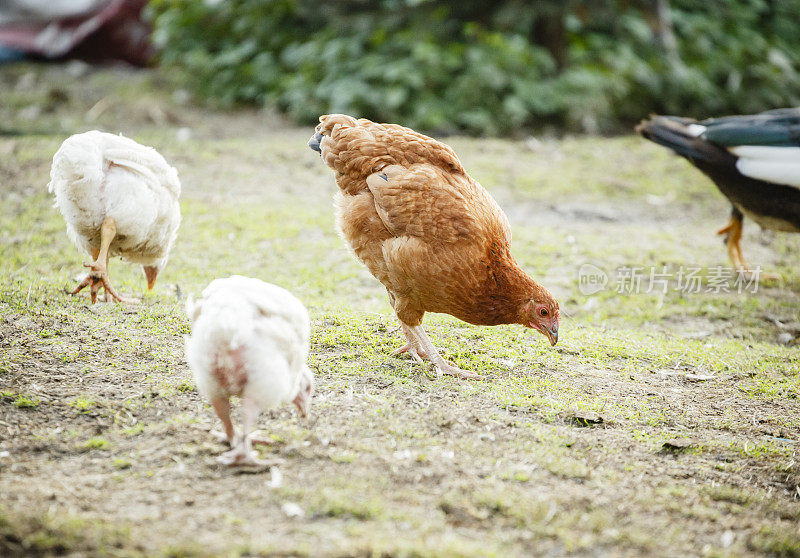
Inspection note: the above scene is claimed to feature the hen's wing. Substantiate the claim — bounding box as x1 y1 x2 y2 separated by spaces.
366 164 511 244
365 164 513 309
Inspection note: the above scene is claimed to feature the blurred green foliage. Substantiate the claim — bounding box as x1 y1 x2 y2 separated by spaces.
148 0 800 134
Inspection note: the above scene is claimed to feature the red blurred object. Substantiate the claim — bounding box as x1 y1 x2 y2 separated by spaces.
0 0 153 66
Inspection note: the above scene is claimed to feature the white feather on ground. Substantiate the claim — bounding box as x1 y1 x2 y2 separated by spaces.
48 130 181 302
185 276 314 467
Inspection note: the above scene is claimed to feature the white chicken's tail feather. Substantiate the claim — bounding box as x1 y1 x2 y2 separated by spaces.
48 131 181 199
103 145 180 198
48 131 105 195
197 299 258 353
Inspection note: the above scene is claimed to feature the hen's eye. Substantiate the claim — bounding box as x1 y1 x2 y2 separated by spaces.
540 308 548 317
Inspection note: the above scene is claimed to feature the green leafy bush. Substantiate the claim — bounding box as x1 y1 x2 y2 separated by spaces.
148 0 800 134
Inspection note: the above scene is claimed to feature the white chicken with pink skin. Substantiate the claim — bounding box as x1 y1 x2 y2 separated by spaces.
48 130 181 303
185 276 314 467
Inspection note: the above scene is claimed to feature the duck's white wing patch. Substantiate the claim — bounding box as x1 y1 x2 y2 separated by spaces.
729 146 800 161
685 123 707 137
730 146 800 189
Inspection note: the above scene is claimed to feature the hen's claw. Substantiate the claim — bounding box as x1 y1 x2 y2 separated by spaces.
435 361 482 380
393 343 434 361
391 343 413 357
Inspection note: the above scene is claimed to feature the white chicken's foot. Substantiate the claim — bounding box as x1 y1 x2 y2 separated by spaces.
215 395 280 468
211 430 234 445
73 261 138 304
247 431 275 446
404 323 482 380
217 445 282 468
211 429 274 447
71 217 138 304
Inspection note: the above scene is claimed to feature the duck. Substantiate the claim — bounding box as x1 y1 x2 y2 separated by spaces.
637 109 800 274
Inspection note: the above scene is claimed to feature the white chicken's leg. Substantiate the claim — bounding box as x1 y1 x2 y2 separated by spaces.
218 396 279 467
405 324 481 380
71 217 137 304
210 396 235 445
210 396 273 445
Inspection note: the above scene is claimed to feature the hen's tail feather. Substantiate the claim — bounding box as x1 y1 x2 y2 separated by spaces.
636 116 733 165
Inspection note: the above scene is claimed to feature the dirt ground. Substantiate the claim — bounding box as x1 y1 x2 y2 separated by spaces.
1 63 799 557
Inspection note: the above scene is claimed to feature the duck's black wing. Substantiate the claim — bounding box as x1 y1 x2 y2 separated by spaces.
636 110 800 233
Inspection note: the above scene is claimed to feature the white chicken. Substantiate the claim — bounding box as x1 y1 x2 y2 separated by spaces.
185 276 314 467
48 130 181 303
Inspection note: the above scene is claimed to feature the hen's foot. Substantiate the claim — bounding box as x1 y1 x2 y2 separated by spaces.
392 343 433 360
434 361 482 380
72 262 137 304
401 323 486 381
407 348 476 380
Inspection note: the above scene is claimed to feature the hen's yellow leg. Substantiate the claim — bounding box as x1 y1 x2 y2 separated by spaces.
71 217 137 304
405 324 481 380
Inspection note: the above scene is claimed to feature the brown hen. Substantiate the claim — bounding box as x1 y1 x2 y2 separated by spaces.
309 114 559 379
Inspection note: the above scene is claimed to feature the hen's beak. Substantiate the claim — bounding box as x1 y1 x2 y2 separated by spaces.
531 322 558 346
293 392 310 418
307 132 323 153
545 326 558 346
142 265 159 290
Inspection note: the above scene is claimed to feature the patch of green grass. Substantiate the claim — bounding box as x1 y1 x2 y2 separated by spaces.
330 450 356 464
79 437 111 451
122 423 145 436
12 394 39 408
175 380 194 393
310 488 385 520
703 485 751 506
0 507 137 556
749 526 800 557
112 458 132 470
69 396 95 414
